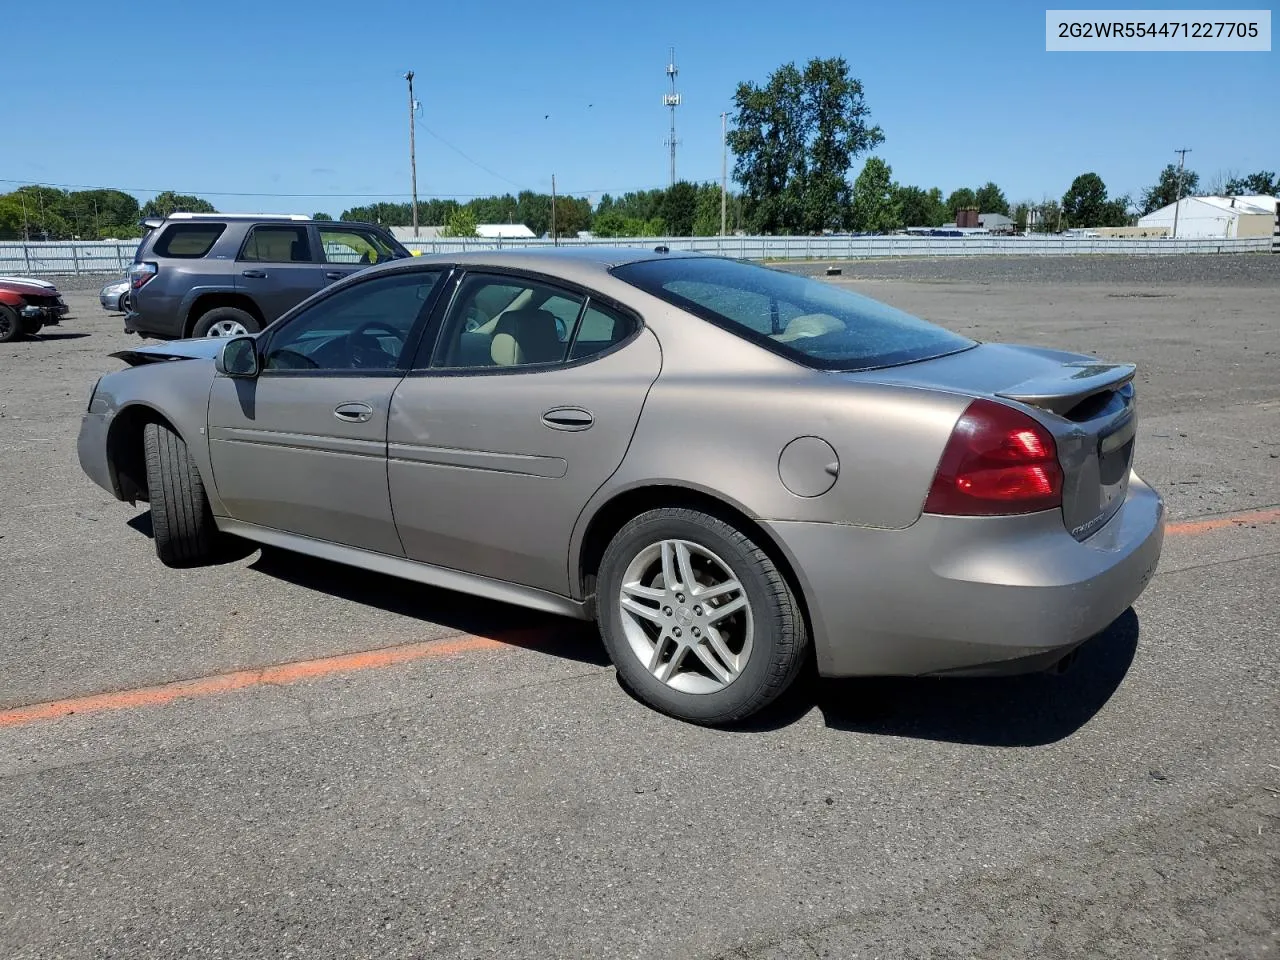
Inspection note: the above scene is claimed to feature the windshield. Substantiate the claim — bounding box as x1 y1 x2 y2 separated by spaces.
612 257 975 371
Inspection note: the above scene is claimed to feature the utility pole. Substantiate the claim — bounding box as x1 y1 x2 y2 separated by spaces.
551 174 557 247
405 71 419 237
720 112 728 238
1172 148 1191 239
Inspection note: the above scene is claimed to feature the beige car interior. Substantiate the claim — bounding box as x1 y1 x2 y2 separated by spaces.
489 309 566 366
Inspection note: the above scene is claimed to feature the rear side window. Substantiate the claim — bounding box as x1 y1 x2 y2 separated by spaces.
153 223 226 259
612 257 975 372
240 225 312 263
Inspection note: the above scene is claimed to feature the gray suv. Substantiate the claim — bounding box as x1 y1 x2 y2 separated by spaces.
125 214 411 339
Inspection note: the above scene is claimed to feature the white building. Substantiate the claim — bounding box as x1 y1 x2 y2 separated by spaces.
1137 195 1277 239
388 223 537 242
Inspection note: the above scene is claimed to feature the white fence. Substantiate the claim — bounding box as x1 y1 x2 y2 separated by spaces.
0 234 1272 276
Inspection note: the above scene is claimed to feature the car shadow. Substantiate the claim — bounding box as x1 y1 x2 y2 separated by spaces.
35 332 91 341
730 609 1141 745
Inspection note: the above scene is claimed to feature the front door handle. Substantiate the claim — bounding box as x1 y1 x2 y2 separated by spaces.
242 269 267 279
324 271 346 280
542 406 594 431
334 402 374 423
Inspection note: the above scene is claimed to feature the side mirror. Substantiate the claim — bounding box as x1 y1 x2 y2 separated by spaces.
215 336 261 378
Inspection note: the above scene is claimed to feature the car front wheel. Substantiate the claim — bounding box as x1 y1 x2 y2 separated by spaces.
597 507 810 725
142 422 223 567
0 304 23 343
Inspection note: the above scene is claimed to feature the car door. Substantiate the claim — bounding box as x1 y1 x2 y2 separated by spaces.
316 224 405 287
234 223 327 322
207 268 448 555
387 271 662 595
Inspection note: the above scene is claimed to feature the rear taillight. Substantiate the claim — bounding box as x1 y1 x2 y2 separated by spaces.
129 262 157 290
924 398 1063 516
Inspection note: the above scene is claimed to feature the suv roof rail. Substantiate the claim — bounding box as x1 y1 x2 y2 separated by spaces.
163 212 312 221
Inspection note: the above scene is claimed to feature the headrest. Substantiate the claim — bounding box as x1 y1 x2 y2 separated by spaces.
490 308 565 366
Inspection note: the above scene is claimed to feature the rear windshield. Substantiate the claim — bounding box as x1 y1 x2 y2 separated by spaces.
612 257 975 371
153 223 226 259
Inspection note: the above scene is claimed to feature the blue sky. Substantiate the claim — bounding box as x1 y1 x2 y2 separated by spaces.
3 0 1275 214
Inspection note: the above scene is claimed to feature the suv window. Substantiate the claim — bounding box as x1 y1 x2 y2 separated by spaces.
319 227 400 265
430 275 585 370
154 223 226 258
262 270 444 373
239 225 312 263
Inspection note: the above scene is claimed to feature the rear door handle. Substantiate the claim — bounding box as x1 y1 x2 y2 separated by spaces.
334 402 374 423
542 406 593 431
324 271 346 280
242 270 267 279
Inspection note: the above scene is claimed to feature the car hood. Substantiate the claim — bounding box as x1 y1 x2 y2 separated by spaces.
0 279 59 297
0 276 57 291
110 337 244 367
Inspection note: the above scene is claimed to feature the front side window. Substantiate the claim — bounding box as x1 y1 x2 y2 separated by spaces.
262 270 444 373
239 225 312 263
154 223 225 258
319 227 402 265
612 257 975 371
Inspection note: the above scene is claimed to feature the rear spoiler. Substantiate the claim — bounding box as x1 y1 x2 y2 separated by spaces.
996 361 1135 416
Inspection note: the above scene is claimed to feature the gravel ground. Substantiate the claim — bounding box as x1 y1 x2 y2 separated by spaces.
0 258 1277 960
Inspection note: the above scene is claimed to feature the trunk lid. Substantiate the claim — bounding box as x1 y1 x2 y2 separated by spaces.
851 343 1138 540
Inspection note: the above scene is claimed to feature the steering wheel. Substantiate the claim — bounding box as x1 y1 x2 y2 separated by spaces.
347 320 406 368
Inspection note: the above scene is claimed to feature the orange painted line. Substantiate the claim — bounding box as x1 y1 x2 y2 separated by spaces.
1166 506 1280 537
0 633 507 730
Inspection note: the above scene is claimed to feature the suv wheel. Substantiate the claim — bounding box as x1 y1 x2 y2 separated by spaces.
597 507 810 725
193 307 260 338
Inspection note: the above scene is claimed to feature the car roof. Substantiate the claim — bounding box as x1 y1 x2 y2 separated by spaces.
404 245 712 275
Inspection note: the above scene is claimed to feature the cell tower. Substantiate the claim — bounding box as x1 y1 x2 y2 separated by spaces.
663 47 681 186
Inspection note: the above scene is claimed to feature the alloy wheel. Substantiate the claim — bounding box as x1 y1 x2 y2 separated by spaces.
617 538 754 695
206 319 249 337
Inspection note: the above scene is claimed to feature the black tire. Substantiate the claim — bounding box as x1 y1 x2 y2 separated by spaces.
142 421 221 567
191 306 260 339
597 507 810 725
0 304 22 343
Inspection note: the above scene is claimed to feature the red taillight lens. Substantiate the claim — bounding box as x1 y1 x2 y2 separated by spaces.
129 262 157 290
924 398 1063 516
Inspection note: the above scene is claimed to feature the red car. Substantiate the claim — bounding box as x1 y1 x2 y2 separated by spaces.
0 277 69 342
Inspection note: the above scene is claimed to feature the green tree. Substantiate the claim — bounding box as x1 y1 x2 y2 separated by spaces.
312 211 333 221
1061 173 1108 228
849 158 900 232
1223 170 1278 196
1141 164 1200 214
551 196 592 238
140 191 216 219
974 182 1009 215
945 187 977 219
441 206 478 238
729 57 884 234
659 181 699 236
894 185 947 227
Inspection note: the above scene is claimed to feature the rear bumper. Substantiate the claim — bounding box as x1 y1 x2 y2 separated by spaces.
762 474 1165 677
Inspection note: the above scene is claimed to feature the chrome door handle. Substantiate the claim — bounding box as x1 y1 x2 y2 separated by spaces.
542 406 593 431
334 402 374 423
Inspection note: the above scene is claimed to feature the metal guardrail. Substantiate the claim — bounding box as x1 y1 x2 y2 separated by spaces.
0 235 1271 276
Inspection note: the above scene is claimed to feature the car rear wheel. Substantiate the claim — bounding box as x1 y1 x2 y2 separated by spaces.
193 307 260 339
597 507 809 725
143 422 222 567
0 304 23 343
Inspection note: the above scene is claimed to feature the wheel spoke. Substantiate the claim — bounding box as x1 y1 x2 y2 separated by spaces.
660 541 679 591
653 640 688 683
706 594 748 623
621 580 666 601
674 542 697 593
693 578 742 602
691 636 735 684
621 595 665 626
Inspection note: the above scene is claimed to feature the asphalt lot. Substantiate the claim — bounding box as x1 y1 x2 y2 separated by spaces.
2 256 1278 959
